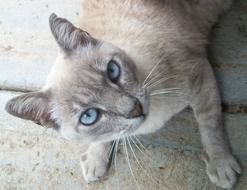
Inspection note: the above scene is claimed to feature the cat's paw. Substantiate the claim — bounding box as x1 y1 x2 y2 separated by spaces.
202 153 241 189
80 152 109 183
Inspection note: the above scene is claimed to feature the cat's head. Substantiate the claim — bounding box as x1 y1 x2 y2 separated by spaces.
5 14 149 143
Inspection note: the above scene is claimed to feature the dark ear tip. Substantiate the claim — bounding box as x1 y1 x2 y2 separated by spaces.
49 13 58 24
5 98 14 115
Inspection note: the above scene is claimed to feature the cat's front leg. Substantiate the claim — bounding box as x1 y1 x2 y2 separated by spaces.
190 60 241 189
80 142 112 183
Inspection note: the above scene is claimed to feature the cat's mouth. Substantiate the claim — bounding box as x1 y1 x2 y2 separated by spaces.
121 115 146 137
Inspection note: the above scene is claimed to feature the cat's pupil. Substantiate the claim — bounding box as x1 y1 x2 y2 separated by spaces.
109 68 114 73
107 60 120 82
80 108 99 126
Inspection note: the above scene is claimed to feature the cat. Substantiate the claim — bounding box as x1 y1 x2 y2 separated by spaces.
5 0 241 189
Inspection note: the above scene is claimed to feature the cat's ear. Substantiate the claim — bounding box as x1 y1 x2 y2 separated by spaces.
49 13 96 53
5 91 53 124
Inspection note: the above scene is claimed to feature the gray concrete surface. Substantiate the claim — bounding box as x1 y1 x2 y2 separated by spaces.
0 0 247 190
210 0 247 105
0 0 80 92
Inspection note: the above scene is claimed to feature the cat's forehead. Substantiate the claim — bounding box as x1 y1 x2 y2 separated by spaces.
48 54 112 103
48 44 108 83
49 42 132 84
61 42 126 71
46 42 136 108
53 55 106 91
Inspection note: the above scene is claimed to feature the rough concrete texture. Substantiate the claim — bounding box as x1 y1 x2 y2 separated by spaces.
0 0 247 190
210 0 247 105
1 91 247 190
0 0 80 92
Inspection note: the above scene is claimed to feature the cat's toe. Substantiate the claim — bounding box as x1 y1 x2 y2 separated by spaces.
203 154 241 189
80 153 109 183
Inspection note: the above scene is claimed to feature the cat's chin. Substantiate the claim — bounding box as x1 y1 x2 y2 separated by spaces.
117 115 146 138
90 115 146 143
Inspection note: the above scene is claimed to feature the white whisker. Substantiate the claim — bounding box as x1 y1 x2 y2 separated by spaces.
150 88 186 96
114 139 120 190
147 76 177 90
133 135 151 155
130 136 152 162
123 138 141 190
154 87 182 91
142 57 164 87
108 140 116 159
143 71 162 88
127 137 161 187
151 91 179 96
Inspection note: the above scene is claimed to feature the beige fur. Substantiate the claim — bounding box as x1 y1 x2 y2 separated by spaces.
5 0 241 189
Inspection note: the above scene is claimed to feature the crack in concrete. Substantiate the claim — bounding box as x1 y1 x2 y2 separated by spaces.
223 104 247 113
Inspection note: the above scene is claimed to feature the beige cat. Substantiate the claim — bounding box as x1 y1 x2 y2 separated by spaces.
5 0 241 189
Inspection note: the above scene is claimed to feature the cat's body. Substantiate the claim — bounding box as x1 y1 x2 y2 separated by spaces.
78 0 228 135
5 0 241 189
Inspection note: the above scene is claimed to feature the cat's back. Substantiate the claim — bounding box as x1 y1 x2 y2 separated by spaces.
79 0 229 66
80 0 198 40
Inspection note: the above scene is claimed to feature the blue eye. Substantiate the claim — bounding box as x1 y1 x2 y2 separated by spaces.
107 60 120 82
79 108 99 126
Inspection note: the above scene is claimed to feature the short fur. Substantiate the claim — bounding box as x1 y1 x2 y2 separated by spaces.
5 0 241 189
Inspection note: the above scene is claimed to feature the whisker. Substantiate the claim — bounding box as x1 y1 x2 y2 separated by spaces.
130 137 170 189
133 135 151 156
151 88 182 95
143 71 163 88
108 140 116 159
142 57 164 87
151 91 179 96
127 137 161 187
123 138 141 190
146 76 177 90
129 136 152 162
150 92 181 96
152 87 182 91
114 139 120 190
150 89 186 97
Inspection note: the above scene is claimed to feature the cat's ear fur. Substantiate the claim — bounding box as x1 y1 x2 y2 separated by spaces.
49 13 96 53
5 90 53 125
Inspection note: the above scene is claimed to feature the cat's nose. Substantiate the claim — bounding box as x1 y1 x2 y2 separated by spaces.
127 100 143 118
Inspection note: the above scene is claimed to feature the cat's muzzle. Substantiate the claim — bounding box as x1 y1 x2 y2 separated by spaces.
126 100 144 118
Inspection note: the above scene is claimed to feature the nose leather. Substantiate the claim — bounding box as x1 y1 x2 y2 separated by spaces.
127 100 143 118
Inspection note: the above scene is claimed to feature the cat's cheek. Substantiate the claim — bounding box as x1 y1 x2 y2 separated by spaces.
121 116 145 136
59 125 80 140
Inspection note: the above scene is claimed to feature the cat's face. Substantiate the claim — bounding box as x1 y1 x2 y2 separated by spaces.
5 14 149 143
48 40 148 143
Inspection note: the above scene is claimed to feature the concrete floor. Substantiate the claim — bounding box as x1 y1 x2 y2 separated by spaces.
0 0 247 190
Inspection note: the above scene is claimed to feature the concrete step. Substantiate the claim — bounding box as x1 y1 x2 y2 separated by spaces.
0 0 247 105
0 0 80 92
1 91 247 190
